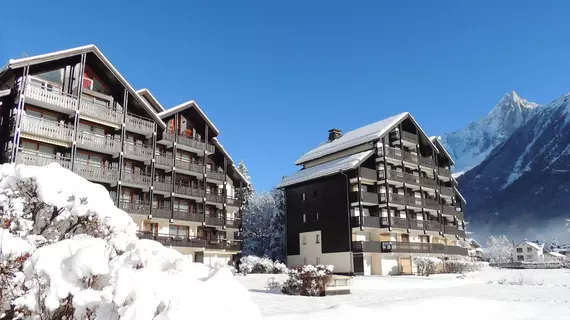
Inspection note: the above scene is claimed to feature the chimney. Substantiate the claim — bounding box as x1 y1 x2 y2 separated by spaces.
328 128 342 142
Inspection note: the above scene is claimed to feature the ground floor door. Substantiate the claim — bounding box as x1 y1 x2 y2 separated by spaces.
363 256 372 276
194 252 204 263
400 257 412 275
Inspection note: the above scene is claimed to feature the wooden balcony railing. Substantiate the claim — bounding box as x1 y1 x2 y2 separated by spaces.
440 186 454 197
155 154 173 167
379 169 405 183
206 193 225 204
391 217 410 229
76 131 121 154
351 241 383 253
424 220 441 232
79 97 123 125
401 131 417 143
153 180 172 193
404 172 421 185
124 142 153 159
226 197 242 207
378 146 403 160
444 225 459 235
125 113 154 136
421 177 438 188
350 191 379 205
381 241 445 254
438 167 452 177
205 215 225 226
20 116 74 142
176 160 204 174
118 201 150 215
446 246 468 256
152 207 172 219
176 133 216 154
206 169 225 181
73 162 119 183
226 218 242 228
380 192 407 206
122 171 152 187
403 152 418 164
442 205 459 215
423 198 440 210
419 156 436 168
25 79 78 112
172 210 204 222
16 149 71 169
174 184 203 198
350 216 382 229
409 219 425 230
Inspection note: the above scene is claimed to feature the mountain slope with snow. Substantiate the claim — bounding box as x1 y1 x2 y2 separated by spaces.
457 91 570 239
441 91 540 175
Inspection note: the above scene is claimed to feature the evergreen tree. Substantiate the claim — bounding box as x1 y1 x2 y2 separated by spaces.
269 188 286 262
236 160 254 206
242 191 273 257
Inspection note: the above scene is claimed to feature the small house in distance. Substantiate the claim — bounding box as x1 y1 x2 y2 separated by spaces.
512 241 544 262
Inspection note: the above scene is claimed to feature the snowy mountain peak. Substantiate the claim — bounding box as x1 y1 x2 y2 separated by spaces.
440 91 540 175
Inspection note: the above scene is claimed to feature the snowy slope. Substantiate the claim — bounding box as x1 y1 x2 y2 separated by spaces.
441 91 540 175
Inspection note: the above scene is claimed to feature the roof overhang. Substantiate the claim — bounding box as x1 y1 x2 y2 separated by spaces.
0 89 11 98
6 45 166 129
278 150 374 188
158 100 220 136
137 88 165 112
453 186 467 204
430 136 455 166
294 112 438 165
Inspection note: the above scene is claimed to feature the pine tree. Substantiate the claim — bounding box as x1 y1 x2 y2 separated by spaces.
242 192 273 257
268 188 286 262
236 160 254 206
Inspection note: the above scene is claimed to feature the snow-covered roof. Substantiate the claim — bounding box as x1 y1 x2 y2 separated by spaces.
548 252 565 258
295 112 438 165
157 100 220 136
429 136 455 166
278 150 374 188
7 45 166 129
453 186 467 204
136 88 165 112
0 89 10 97
518 241 544 251
468 238 481 248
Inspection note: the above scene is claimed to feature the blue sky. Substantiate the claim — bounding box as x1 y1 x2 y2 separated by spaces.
1 1 569 191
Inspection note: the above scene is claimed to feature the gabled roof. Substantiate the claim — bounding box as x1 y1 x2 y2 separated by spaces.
137 88 165 112
517 241 544 251
157 100 220 136
548 252 565 258
429 136 455 166
210 138 249 186
295 112 438 165
453 186 467 204
5 45 166 129
278 150 374 188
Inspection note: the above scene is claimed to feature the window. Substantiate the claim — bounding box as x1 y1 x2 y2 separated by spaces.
517 255 524 261
302 235 307 245
302 192 306 201
314 212 319 221
316 257 320 265
527 247 532 253
303 257 307 265
169 225 189 238
303 213 306 223
516 248 523 253
316 234 320 244
313 190 318 199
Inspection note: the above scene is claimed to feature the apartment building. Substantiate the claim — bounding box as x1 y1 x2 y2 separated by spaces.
0 45 248 266
277 112 468 275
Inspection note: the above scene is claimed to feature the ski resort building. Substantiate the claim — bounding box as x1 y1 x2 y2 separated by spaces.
277 113 468 275
0 45 248 266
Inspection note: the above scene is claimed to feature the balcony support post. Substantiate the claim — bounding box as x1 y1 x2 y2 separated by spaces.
434 146 444 233
116 89 129 205
10 66 29 163
171 113 178 215
202 125 209 223
70 53 86 171
357 166 364 231
381 136 392 228
149 123 157 217
223 156 228 226
397 123 408 230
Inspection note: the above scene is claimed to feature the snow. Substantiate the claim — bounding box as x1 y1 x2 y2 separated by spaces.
238 267 570 320
0 163 260 320
295 112 438 165
278 150 374 188
518 241 544 251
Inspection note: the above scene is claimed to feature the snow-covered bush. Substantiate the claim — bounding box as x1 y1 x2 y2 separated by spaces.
486 235 513 266
413 256 442 276
0 163 261 320
281 265 333 296
239 255 288 274
444 260 483 274
494 274 545 286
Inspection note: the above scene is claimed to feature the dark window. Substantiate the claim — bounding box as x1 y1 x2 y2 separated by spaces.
527 247 532 253
316 234 320 244
314 212 319 221
313 190 318 199
301 193 306 201
516 248 523 253
517 255 524 261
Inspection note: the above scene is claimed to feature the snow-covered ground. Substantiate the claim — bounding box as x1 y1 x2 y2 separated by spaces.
238 267 570 320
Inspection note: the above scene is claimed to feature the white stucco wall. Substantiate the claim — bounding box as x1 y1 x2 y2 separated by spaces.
287 231 352 273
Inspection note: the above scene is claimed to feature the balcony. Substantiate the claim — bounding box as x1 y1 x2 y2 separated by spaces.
446 245 468 256
155 154 173 168
403 152 418 164
152 207 172 219
424 220 441 232
406 195 423 208
378 146 403 161
349 191 379 205
438 167 452 177
137 232 206 248
359 167 378 181
442 205 458 216
379 169 405 183
153 180 172 194
172 210 204 222
409 219 425 231
206 168 225 182
380 192 407 206
206 193 224 204
122 171 151 188
226 218 242 229
419 156 435 168
176 160 204 176
390 217 410 229
204 239 242 251
381 241 445 254
123 142 153 161
351 241 383 253
226 197 242 207
20 115 74 145
421 177 438 189
24 79 77 113
205 215 225 226
163 130 216 154
401 131 417 144
440 186 454 197
457 229 466 238
404 172 421 186
423 198 439 210
234 231 243 240
74 162 119 183
455 210 465 221
174 184 203 199
125 113 154 136
350 216 382 229
16 149 71 169
76 131 121 154
118 201 150 215
79 97 123 127
444 225 459 235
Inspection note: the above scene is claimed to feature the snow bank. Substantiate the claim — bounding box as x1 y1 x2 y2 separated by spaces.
0 163 261 320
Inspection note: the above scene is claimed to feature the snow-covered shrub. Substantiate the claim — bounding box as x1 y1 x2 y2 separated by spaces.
494 274 544 286
239 255 288 274
486 235 513 266
444 260 483 274
281 265 333 296
413 256 442 276
0 163 261 320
